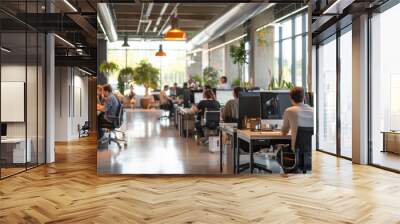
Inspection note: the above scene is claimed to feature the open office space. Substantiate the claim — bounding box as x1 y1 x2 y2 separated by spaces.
1 0 400 223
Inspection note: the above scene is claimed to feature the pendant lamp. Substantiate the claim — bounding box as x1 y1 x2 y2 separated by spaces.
164 14 186 41
122 36 129 47
155 44 166 56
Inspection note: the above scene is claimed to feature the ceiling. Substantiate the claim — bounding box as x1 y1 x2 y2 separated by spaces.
108 2 235 40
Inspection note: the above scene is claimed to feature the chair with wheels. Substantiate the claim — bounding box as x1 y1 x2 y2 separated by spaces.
102 103 127 149
279 126 313 173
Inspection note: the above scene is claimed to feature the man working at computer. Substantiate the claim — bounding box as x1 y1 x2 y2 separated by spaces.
221 87 242 123
97 84 120 139
281 86 314 172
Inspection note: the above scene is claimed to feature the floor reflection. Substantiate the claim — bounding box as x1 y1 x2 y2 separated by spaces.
97 109 222 174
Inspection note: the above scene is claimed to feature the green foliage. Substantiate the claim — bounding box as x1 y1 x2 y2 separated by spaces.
229 40 248 83
232 78 241 87
99 61 119 75
117 75 125 95
192 74 203 86
203 67 219 88
132 60 160 96
268 76 294 90
229 41 248 66
117 67 134 94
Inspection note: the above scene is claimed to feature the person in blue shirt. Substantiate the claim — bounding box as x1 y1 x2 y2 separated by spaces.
97 84 120 138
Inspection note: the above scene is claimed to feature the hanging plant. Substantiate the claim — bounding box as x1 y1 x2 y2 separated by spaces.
256 28 268 47
99 61 119 76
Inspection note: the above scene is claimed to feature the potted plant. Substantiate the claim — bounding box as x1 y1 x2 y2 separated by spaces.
203 67 219 88
192 74 203 87
268 72 294 90
99 61 119 81
117 67 134 95
229 40 248 85
132 60 160 109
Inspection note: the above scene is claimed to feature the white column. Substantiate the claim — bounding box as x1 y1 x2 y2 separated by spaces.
352 14 369 164
46 33 55 163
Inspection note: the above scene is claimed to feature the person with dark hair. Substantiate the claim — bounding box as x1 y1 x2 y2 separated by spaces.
218 76 231 89
191 89 220 139
221 87 243 122
281 86 314 148
182 82 191 108
97 84 120 138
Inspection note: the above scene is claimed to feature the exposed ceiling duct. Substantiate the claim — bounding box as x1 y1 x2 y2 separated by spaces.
187 3 274 50
98 3 118 42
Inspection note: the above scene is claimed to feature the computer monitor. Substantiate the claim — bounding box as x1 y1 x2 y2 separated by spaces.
216 90 233 106
194 92 203 104
238 92 261 129
1 123 7 137
260 92 292 120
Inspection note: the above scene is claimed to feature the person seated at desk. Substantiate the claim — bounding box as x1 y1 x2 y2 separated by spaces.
160 85 174 115
127 85 136 108
182 82 191 108
97 84 120 139
191 89 220 140
218 76 231 90
221 87 242 123
281 86 314 172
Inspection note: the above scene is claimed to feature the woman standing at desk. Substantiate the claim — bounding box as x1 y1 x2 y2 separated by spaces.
191 89 220 141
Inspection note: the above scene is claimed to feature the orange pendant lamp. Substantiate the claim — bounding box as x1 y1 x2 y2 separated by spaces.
164 14 186 41
155 44 166 56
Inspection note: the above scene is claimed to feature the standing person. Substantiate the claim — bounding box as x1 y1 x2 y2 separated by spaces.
218 76 231 90
281 86 314 172
191 89 220 139
97 84 120 138
221 87 242 123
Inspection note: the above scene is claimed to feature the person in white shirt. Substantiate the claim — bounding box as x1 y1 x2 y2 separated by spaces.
281 86 314 148
281 87 314 172
218 76 231 90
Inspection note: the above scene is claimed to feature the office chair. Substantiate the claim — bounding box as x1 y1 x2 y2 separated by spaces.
279 127 313 173
202 110 220 144
159 103 171 120
78 121 90 138
102 103 127 149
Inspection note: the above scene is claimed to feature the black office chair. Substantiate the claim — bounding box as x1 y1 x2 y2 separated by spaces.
102 103 127 149
199 110 220 144
279 127 313 173
78 121 90 138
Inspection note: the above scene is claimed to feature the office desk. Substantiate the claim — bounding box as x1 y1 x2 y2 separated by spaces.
236 130 291 173
1 138 32 165
176 107 195 138
219 123 237 173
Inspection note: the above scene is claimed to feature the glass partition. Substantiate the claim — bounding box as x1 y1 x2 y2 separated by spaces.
0 1 46 179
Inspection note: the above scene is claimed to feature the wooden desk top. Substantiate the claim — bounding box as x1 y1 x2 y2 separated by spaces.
237 129 291 141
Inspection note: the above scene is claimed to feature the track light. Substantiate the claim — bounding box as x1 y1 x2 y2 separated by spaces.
1 47 11 53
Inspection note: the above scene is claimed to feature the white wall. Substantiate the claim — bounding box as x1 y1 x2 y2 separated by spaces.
54 67 89 141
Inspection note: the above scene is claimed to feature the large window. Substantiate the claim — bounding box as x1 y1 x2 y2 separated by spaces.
273 12 307 88
317 36 337 154
108 41 186 95
340 28 352 158
370 3 400 171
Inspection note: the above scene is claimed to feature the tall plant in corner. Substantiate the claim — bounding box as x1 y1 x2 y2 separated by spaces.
99 61 119 78
229 40 248 85
132 60 160 96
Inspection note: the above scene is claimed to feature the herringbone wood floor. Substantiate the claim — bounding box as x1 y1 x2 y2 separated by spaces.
1 136 400 223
